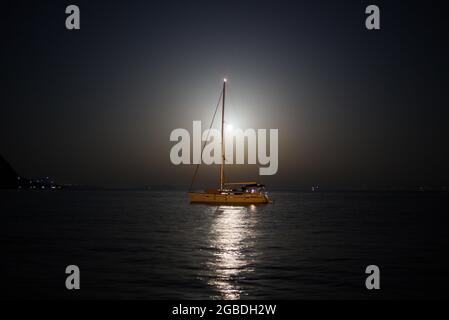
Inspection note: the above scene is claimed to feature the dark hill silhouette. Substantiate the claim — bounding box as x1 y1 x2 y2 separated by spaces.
0 154 19 189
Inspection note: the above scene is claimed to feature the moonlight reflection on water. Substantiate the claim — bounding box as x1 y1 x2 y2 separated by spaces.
205 205 259 300
2 191 448 299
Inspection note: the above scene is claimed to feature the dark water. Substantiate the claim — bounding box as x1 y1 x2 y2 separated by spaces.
1 191 449 299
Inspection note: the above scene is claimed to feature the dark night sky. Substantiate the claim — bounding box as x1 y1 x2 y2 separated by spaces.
1 0 448 189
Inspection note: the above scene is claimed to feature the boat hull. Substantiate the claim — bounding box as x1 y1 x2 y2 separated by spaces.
188 192 270 204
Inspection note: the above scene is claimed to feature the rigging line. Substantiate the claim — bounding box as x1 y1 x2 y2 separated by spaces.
188 88 224 192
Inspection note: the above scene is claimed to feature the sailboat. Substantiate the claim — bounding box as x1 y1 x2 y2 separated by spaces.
188 79 272 204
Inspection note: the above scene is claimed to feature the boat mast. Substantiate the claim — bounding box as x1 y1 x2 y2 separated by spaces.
220 78 226 190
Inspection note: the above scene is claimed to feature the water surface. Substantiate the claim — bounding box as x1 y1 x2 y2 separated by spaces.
1 191 448 299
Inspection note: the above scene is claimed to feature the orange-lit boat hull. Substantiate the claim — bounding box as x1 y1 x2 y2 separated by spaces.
188 192 270 204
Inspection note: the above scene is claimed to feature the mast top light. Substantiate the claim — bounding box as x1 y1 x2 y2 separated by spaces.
224 78 227 83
